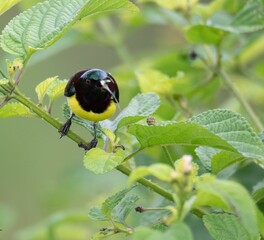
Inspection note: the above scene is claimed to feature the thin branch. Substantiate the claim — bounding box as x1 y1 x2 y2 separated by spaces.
219 70 264 132
116 165 174 202
162 146 175 167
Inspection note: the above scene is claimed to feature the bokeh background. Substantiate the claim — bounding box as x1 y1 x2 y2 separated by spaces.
1 0 264 239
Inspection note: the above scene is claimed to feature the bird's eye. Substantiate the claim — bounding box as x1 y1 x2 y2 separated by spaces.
86 79 91 84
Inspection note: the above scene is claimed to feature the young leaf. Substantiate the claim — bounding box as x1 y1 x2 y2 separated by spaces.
136 69 175 95
112 194 139 224
46 79 67 103
0 78 9 85
0 102 33 118
231 0 264 33
35 76 58 104
0 0 138 59
101 92 160 131
204 213 253 240
194 176 259 238
83 148 125 174
128 164 174 185
190 109 264 166
101 186 135 218
0 0 21 16
185 25 228 45
88 206 109 221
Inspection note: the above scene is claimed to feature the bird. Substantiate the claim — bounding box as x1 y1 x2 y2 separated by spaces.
59 68 119 150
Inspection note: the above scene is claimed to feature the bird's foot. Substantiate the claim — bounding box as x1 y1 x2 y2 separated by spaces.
59 118 72 138
78 138 98 151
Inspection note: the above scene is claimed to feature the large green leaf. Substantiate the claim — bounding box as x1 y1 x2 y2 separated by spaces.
128 122 235 151
190 109 264 165
194 176 260 239
0 0 138 59
203 214 253 240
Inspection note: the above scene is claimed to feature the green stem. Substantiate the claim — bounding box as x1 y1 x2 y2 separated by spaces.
98 18 134 67
162 146 174 167
219 70 264 132
116 164 174 202
199 43 263 132
13 89 87 145
0 69 7 78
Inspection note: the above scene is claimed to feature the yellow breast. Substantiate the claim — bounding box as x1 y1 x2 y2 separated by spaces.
67 95 117 122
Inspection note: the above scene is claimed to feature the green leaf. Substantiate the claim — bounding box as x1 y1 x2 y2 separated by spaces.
0 78 9 85
0 102 33 118
0 0 21 16
195 146 246 173
131 227 160 240
0 0 138 58
128 164 173 185
136 69 175 95
164 222 193 240
194 176 259 238
128 122 235 151
252 179 264 206
83 148 125 174
230 0 264 33
211 150 246 174
112 194 139 224
131 223 193 240
185 25 228 45
35 76 58 104
101 186 135 217
101 92 160 131
195 146 219 171
190 109 264 165
88 206 109 221
47 79 67 103
203 213 253 240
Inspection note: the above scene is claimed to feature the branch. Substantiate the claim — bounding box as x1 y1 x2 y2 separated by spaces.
12 89 175 201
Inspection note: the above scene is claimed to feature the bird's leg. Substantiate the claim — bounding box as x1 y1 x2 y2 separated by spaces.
59 113 75 138
78 122 98 151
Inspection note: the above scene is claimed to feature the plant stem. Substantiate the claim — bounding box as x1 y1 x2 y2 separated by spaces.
0 69 7 78
162 146 174 167
219 70 264 132
13 89 87 144
116 164 174 201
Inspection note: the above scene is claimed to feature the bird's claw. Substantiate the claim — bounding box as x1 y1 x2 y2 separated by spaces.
78 138 98 151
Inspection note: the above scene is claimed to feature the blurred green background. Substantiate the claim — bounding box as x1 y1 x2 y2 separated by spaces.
1 0 264 239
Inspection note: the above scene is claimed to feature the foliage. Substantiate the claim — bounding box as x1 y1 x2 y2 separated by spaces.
1 0 264 239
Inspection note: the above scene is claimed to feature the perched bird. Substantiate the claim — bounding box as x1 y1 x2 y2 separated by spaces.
59 68 119 150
